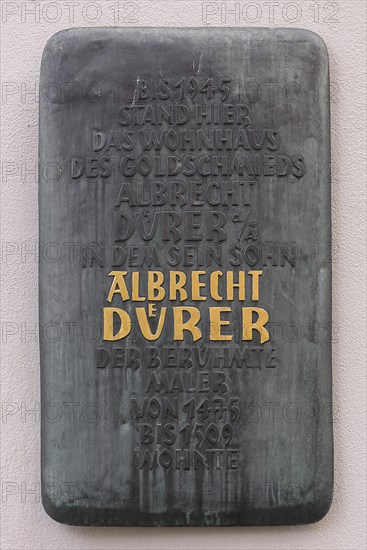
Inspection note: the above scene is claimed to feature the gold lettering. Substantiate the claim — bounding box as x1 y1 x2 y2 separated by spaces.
103 307 131 340
226 271 245 300
210 271 223 301
191 271 206 301
242 307 270 344
148 303 156 316
248 270 263 301
173 307 202 341
107 271 129 302
148 271 165 301
136 307 167 340
209 307 233 340
132 272 145 301
169 271 188 301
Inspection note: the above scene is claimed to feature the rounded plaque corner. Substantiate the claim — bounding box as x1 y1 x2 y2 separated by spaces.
41 493 75 526
42 28 74 57
40 28 82 87
306 490 334 525
300 28 329 61
40 29 70 80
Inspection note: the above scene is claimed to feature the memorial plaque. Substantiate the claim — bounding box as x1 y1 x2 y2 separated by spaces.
40 28 333 526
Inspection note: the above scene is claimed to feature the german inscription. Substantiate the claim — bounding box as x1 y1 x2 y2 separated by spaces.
40 28 333 526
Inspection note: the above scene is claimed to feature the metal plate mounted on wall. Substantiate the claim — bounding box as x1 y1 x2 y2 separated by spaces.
39 27 333 526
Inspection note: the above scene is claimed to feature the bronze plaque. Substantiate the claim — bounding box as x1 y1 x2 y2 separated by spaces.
40 28 332 526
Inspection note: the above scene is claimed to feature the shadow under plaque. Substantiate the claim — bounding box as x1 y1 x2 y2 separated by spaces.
39 27 333 526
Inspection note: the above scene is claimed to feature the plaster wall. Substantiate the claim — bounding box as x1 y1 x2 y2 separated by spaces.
1 1 366 548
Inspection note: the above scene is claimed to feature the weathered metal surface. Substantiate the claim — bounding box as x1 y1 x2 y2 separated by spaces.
39 28 332 526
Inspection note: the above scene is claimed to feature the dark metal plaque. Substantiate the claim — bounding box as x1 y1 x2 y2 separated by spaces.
39 28 332 526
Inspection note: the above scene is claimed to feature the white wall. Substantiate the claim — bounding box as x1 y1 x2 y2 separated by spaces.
1 1 366 548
